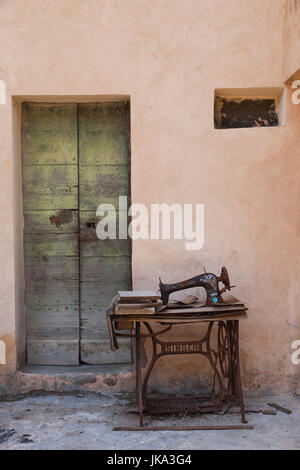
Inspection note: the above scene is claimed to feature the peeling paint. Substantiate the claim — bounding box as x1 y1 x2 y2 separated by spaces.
49 209 73 229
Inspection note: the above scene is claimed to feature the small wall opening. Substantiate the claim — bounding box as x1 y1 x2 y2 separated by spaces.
214 87 285 129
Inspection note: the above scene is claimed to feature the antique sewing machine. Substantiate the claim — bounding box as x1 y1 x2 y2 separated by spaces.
108 266 248 430
159 266 232 306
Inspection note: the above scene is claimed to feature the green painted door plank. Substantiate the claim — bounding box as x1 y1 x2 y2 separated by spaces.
23 164 78 210
78 102 129 130
80 339 131 365
22 130 77 165
80 255 130 281
25 256 79 282
22 103 77 131
22 103 79 365
24 233 78 257
78 102 131 364
23 164 78 185
78 102 129 166
79 132 129 166
24 210 78 234
25 279 79 307
27 306 79 340
27 340 79 366
79 164 128 210
80 210 130 257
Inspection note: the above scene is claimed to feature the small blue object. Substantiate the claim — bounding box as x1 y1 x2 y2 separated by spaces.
212 297 218 303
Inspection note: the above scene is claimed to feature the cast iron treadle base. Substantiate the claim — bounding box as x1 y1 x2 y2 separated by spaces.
145 397 223 415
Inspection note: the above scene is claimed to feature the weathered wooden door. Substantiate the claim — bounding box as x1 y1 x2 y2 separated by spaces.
78 102 132 364
23 103 80 365
22 101 131 365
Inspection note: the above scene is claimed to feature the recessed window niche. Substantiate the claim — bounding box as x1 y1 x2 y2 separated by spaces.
214 88 285 129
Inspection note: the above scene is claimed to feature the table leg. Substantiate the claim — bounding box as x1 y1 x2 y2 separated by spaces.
226 321 235 399
135 321 144 427
233 320 247 424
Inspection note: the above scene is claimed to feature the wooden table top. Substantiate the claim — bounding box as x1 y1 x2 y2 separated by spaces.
112 310 247 323
112 299 247 320
107 297 247 350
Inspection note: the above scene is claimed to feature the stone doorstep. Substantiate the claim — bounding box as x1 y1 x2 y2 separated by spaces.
16 364 136 396
6 365 300 401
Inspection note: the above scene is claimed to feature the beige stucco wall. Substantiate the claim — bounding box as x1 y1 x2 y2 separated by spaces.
0 0 299 394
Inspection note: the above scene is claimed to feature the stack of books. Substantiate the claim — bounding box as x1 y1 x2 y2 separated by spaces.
116 290 163 315
113 290 163 331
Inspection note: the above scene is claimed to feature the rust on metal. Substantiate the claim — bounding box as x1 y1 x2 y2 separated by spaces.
113 425 254 431
141 320 244 418
267 403 292 415
49 209 73 228
120 317 248 430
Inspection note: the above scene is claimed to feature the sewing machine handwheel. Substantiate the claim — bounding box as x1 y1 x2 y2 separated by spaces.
220 266 230 291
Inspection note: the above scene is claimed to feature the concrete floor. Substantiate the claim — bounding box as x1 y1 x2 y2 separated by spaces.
0 393 299 450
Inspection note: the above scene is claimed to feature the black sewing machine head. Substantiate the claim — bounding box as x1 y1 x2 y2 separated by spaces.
159 267 232 306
